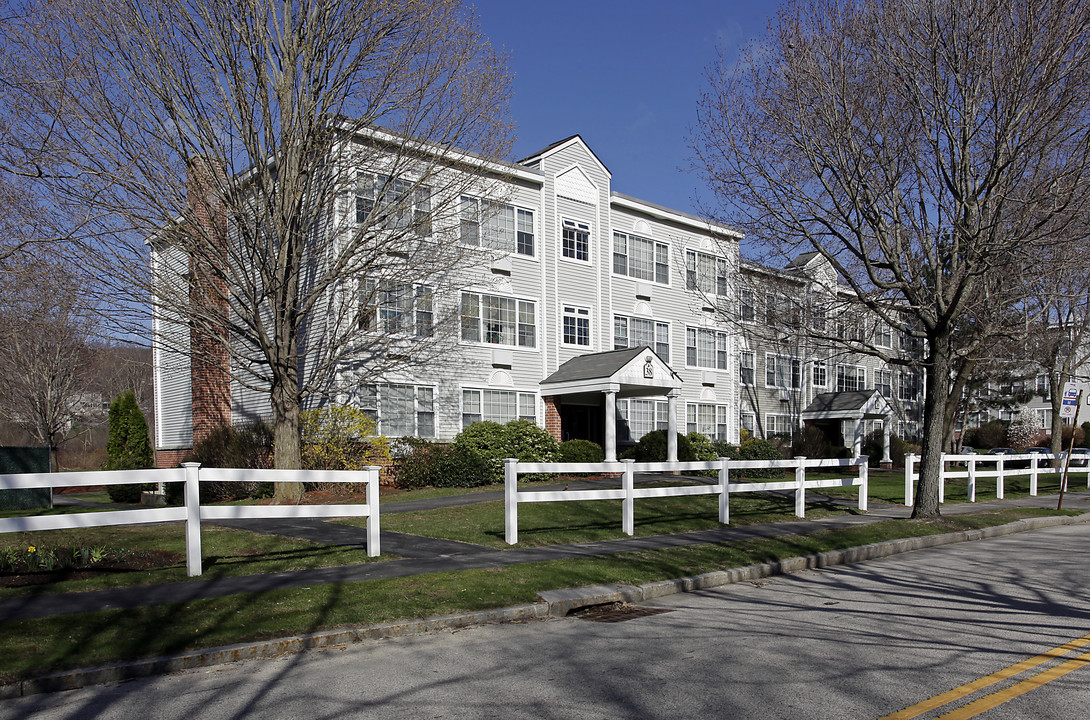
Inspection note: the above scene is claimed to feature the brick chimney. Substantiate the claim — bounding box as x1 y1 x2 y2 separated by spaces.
186 156 231 445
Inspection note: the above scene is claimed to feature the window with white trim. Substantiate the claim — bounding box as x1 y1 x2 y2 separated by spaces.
875 368 893 398
614 315 670 363
739 288 756 323
739 350 755 385
836 364 866 392
686 327 728 369
765 354 801 389
562 305 591 347
354 384 435 438
460 196 534 256
765 413 795 438
461 389 537 427
874 321 893 348
562 220 590 262
898 369 921 401
685 250 728 296
613 232 669 284
360 280 433 336
461 293 536 348
356 173 431 235
740 411 756 436
687 403 729 440
617 398 668 442
812 359 827 388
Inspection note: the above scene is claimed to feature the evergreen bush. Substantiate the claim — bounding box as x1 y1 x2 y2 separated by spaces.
619 430 696 462
105 391 154 503
392 439 492 489
558 439 604 464
453 419 559 484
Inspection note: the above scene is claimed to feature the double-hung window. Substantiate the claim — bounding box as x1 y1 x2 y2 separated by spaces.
812 359 827 388
836 364 866 392
562 306 591 347
739 350 755 385
765 414 794 437
739 288 756 323
874 321 893 348
613 315 670 363
686 403 729 440
686 328 728 369
685 250 728 296
460 196 534 256
360 280 433 336
616 398 668 442
613 232 669 284
461 293 536 348
354 384 435 438
562 220 590 262
765 354 801 389
898 370 920 401
462 389 536 427
875 368 893 397
356 173 431 236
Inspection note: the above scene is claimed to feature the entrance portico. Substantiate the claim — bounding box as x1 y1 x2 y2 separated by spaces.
801 390 893 465
540 347 682 462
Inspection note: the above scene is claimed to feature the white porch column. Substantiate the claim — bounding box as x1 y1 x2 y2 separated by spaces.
882 418 892 464
667 390 680 462
852 418 864 459
604 385 619 462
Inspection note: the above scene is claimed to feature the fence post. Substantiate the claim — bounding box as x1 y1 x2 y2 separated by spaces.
968 457 977 502
622 459 635 535
504 458 518 545
795 457 807 518
182 462 202 577
905 453 915 507
718 457 730 524
858 456 868 512
938 454 945 504
996 456 1005 500
366 466 380 557
1029 456 1039 497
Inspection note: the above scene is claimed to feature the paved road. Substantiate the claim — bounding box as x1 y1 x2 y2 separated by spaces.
4 521 1088 719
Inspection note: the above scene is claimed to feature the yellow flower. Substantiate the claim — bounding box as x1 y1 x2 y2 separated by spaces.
27 546 36 553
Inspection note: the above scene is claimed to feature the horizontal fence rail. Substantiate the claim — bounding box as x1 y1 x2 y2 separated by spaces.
904 452 1090 506
0 463 381 576
504 456 868 545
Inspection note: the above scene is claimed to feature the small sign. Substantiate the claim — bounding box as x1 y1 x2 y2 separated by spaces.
643 357 654 378
1060 382 1080 419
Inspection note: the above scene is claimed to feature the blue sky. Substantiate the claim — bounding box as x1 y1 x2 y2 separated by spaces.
470 0 779 218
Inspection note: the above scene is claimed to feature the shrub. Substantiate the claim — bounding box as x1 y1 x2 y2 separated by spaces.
166 421 274 504
453 420 559 484
793 424 838 459
300 405 391 473
686 432 719 462
1082 422 1090 449
392 439 492 489
620 430 695 462
862 429 908 467
105 391 154 503
558 439 604 464
963 420 1007 450
731 438 785 479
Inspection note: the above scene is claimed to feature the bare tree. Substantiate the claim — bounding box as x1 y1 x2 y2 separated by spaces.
694 0 1090 517
0 255 96 470
5 0 514 501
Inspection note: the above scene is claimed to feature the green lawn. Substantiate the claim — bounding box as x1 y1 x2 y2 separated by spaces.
0 507 1076 685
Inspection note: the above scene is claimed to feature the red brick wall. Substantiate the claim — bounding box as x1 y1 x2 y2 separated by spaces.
155 448 191 469
544 396 562 444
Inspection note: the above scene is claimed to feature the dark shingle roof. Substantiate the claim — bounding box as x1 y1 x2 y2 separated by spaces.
541 347 648 385
804 390 877 413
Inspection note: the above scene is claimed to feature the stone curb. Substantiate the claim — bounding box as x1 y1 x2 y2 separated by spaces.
4 511 1088 699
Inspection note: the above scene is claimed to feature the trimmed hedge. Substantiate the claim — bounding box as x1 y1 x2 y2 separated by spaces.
558 439 604 464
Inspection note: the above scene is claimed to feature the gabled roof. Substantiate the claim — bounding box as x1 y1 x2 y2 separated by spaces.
801 390 892 420
540 347 681 397
517 135 612 177
542 347 645 384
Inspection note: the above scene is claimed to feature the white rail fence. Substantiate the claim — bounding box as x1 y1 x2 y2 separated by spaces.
904 452 1090 506
503 456 868 545
0 463 381 576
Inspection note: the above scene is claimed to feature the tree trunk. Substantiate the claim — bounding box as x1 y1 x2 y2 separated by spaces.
912 338 953 519
271 376 303 504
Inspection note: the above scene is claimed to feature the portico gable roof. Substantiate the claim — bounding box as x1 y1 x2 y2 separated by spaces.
801 390 892 421
540 347 681 398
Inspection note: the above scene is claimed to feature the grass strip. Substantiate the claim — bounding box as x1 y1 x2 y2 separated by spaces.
0 507 1076 684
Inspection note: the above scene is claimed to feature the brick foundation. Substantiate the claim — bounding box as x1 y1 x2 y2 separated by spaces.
544 396 562 444
155 448 192 469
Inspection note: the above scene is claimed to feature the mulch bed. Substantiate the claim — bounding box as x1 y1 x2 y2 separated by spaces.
0 550 183 588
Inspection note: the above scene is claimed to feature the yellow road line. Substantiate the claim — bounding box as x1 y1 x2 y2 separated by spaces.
878 634 1090 720
935 649 1090 720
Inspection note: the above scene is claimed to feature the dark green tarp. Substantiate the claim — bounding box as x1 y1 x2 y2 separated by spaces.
0 447 51 510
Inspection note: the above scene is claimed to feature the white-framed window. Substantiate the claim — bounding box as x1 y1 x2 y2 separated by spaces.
360 280 433 336
462 389 537 427
617 398 668 442
685 250 728 296
460 196 534 256
764 413 795 438
687 403 729 441
836 364 866 392
354 384 435 438
613 231 669 284
874 321 893 348
562 219 590 262
812 359 827 388
740 411 756 436
765 354 801 389
875 368 893 397
562 305 591 347
838 316 864 342
614 315 670 363
461 293 536 348
898 370 921 401
686 327 728 369
356 173 431 235
739 287 756 323
1036 374 1050 398
810 300 827 332
739 350 755 385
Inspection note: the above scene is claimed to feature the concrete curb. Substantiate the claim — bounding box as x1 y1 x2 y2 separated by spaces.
4 511 1088 699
